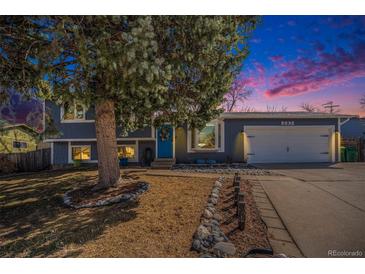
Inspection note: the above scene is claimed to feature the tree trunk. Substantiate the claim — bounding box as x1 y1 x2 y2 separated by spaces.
93 99 120 190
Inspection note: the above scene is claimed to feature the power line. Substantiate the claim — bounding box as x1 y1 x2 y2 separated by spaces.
322 101 340 113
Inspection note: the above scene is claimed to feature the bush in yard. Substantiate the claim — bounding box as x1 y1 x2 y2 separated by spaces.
0 155 17 174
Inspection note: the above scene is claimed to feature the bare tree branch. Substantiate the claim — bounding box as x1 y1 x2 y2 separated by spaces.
224 76 252 112
300 103 319 112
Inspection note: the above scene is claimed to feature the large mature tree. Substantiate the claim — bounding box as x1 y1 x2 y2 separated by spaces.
0 16 258 189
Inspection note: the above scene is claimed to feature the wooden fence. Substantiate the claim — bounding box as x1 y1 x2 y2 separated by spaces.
0 148 51 173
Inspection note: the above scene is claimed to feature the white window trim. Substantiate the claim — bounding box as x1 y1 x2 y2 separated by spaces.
187 120 224 153
69 144 92 162
60 102 94 123
117 144 138 162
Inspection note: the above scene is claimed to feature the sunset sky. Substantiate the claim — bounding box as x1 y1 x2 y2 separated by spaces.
1 15 365 130
241 15 365 116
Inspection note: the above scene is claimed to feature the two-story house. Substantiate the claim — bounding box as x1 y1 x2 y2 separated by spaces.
44 100 355 167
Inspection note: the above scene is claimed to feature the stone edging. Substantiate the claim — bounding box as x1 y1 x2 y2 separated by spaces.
172 165 275 176
63 182 149 209
191 176 237 258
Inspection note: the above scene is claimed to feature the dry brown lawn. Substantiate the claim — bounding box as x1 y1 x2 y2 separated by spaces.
0 168 219 257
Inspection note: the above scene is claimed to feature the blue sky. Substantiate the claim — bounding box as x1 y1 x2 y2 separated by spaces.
1 16 365 130
239 15 365 116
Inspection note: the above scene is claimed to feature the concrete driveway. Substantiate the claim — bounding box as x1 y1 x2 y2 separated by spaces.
255 163 365 258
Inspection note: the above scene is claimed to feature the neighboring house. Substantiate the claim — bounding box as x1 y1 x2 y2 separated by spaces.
0 120 39 153
340 117 365 161
44 101 356 166
341 117 365 139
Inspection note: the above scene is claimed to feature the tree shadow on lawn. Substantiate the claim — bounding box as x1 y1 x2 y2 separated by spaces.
0 170 138 257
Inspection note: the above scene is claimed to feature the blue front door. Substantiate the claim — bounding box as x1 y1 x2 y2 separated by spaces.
157 125 173 158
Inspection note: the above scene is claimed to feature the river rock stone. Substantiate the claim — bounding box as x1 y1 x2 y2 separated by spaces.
192 239 201 251
211 193 219 199
204 209 213 219
211 219 220 227
213 213 222 222
209 197 218 205
213 242 236 257
206 206 215 213
214 181 222 188
196 225 210 239
212 188 220 195
207 202 214 208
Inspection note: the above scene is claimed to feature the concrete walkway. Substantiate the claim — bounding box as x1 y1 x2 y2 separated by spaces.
250 180 303 257
253 163 365 258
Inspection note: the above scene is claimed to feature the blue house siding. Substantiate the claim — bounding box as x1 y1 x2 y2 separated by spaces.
52 140 156 165
46 101 153 140
175 118 339 164
47 101 347 166
138 140 156 165
53 142 69 165
341 118 365 139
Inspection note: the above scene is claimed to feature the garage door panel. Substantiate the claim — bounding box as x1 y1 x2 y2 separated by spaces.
246 126 332 163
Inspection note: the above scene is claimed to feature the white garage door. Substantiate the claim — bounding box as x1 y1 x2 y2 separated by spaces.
245 126 333 164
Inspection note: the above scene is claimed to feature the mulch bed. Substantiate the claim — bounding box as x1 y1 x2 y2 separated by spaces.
217 178 271 257
67 180 146 207
0 169 219 257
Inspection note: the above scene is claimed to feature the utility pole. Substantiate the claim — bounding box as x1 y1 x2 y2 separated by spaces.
322 101 340 113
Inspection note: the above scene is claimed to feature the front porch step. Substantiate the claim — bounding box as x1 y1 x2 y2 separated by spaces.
150 158 176 169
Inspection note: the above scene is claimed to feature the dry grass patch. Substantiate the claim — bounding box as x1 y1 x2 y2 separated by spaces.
75 171 217 257
0 168 217 257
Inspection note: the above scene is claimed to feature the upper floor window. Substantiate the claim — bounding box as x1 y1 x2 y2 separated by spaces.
13 141 28 149
188 120 224 152
61 102 86 122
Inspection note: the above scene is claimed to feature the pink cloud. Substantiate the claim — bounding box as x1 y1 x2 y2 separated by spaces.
269 55 283 62
253 62 265 75
264 41 365 98
235 71 264 89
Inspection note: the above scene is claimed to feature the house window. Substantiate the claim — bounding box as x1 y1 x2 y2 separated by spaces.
72 146 91 161
61 102 86 121
118 145 137 161
13 141 28 149
189 121 223 151
197 123 216 149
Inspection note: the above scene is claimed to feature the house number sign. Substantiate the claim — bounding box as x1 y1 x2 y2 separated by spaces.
281 121 295 126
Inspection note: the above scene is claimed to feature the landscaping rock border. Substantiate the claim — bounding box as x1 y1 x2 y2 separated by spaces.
191 176 237 258
172 164 275 176
63 182 149 209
